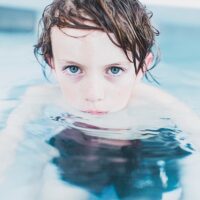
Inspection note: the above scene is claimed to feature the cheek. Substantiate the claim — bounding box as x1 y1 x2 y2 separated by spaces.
118 75 135 94
56 74 80 101
111 77 135 103
117 85 133 102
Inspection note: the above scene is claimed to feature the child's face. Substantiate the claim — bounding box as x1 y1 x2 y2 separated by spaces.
50 26 143 116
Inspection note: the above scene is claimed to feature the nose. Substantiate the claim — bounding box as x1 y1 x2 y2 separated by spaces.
84 77 105 103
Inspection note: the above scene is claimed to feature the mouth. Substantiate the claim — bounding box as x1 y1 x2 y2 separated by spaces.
82 110 108 116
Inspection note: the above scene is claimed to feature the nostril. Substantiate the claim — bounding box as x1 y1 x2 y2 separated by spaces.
84 89 104 102
85 97 103 102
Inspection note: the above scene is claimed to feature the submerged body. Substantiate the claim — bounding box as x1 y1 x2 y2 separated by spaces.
0 82 200 200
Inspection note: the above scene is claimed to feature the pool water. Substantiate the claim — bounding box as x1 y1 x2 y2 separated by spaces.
149 5 200 115
0 5 200 200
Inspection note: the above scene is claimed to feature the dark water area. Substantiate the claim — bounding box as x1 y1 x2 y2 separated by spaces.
48 125 193 200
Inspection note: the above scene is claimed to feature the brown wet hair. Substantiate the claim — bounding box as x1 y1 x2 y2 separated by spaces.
34 0 160 81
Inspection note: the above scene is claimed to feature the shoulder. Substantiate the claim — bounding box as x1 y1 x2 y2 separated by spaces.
134 83 177 104
134 83 200 149
24 84 60 99
134 83 199 119
22 84 62 105
3 84 63 125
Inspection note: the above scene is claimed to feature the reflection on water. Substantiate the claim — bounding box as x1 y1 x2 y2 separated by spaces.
0 83 199 199
0 102 199 200
48 114 193 200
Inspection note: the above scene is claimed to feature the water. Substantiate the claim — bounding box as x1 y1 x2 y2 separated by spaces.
0 107 196 200
0 5 200 200
150 6 200 115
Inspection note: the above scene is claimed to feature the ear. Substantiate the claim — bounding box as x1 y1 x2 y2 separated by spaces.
135 52 153 81
46 56 55 69
46 56 59 82
144 52 153 69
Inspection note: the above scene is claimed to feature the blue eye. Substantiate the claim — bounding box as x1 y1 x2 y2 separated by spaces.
64 65 81 75
109 67 124 76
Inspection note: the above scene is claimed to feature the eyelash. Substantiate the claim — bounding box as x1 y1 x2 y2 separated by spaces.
63 65 125 76
63 65 81 75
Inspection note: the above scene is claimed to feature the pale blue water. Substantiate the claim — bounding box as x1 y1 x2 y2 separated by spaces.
0 5 200 200
150 6 200 115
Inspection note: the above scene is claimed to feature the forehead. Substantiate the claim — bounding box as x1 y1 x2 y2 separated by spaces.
50 26 131 63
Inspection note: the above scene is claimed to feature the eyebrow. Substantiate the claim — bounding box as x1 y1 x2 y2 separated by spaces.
58 59 130 68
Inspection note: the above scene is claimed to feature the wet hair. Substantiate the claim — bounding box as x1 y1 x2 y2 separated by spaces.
34 0 160 81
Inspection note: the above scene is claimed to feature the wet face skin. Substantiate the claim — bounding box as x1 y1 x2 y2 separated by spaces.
50 26 147 116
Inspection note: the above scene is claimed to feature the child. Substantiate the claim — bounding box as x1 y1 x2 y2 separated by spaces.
34 0 159 118
0 0 200 199
32 0 200 138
